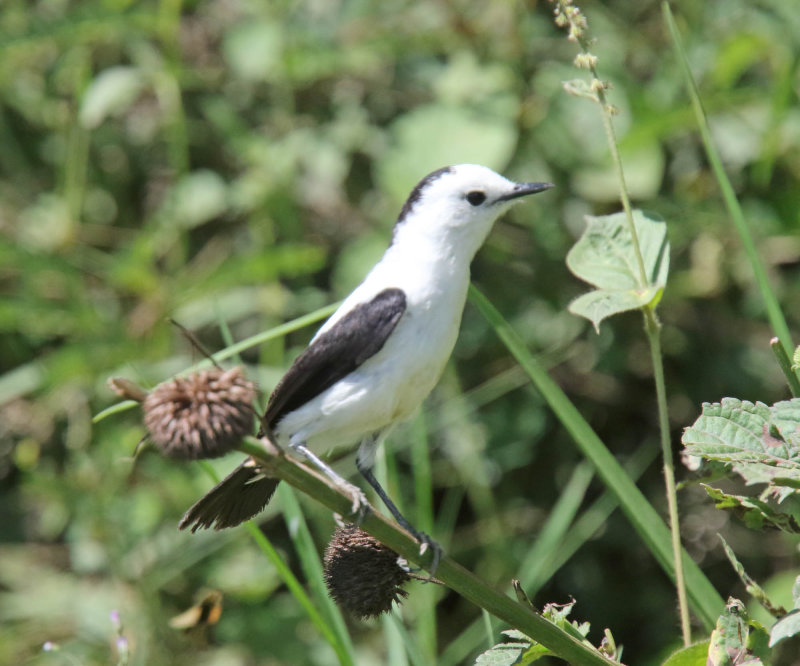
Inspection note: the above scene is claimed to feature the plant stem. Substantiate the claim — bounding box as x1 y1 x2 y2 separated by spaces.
235 438 620 666
770 337 800 397
196 460 353 664
643 307 691 644
559 2 692 641
469 285 724 628
663 1 796 362
594 87 648 289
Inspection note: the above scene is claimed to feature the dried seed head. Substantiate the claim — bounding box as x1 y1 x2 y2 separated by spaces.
323 524 410 619
143 367 256 460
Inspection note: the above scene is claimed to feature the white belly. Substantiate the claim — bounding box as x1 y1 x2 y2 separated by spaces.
274 272 468 453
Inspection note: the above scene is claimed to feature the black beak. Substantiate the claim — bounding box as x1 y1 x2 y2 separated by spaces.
495 181 554 203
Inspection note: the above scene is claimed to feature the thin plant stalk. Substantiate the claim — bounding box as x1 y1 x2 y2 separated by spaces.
196 461 354 665
644 307 691 644
469 284 724 628
662 1 796 364
554 0 691 643
236 437 620 666
770 338 800 397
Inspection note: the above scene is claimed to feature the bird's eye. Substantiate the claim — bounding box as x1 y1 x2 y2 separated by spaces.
466 191 487 206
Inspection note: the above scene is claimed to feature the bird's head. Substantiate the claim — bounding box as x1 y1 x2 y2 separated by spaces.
392 164 553 258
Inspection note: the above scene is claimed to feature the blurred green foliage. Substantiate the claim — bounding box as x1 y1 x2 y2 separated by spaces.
1 0 799 664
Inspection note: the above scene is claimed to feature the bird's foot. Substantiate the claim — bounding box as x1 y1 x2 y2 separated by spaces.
409 531 443 579
333 479 371 524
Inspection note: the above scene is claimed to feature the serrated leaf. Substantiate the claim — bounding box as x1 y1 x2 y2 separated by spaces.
769 609 800 647
704 485 800 533
519 643 552 664
475 642 532 666
566 210 669 331
682 398 800 497
501 629 531 641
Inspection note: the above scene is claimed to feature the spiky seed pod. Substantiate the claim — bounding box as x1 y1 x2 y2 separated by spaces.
323 524 410 619
143 367 256 460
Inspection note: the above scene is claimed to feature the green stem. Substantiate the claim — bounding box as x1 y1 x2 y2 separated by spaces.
235 438 619 666
770 337 800 397
663 1 795 360
560 0 648 288
196 461 351 664
559 2 692 641
644 307 691 645
469 284 724 628
594 86 648 288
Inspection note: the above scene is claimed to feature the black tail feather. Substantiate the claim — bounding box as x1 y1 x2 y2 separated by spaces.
179 458 280 532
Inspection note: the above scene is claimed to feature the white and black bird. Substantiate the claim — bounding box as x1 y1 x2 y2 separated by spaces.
179 164 552 562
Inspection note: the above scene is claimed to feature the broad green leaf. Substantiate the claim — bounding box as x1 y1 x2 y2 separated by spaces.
704 485 800 533
566 210 669 331
568 286 661 333
769 609 800 647
660 641 710 666
682 398 800 498
80 66 146 129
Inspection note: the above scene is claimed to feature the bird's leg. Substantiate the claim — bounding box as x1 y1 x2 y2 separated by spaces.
356 437 443 575
288 437 370 522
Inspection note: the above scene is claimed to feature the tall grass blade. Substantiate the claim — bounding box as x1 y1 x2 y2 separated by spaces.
468 284 723 628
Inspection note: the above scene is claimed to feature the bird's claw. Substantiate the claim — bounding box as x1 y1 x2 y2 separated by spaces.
347 485 371 524
415 532 443 578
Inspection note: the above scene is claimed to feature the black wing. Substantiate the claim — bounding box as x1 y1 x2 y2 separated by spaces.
263 287 407 429
179 288 407 532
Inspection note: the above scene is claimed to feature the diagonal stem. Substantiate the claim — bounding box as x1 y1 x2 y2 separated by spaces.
235 437 620 666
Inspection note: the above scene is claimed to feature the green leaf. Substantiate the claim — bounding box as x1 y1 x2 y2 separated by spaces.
703 486 800 533
567 287 662 333
707 598 764 666
660 641 710 666
474 600 609 666
769 609 800 647
475 642 536 665
80 66 146 129
566 210 669 331
682 398 800 498
718 535 787 616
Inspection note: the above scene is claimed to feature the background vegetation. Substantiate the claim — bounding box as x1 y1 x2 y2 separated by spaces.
1 0 798 664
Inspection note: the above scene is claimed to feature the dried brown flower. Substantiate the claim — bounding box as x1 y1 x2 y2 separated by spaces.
323 524 410 619
143 367 256 460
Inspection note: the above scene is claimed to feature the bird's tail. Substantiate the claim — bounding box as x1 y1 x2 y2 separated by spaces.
178 458 279 532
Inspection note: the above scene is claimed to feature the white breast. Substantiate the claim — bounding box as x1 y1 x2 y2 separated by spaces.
275 245 470 453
